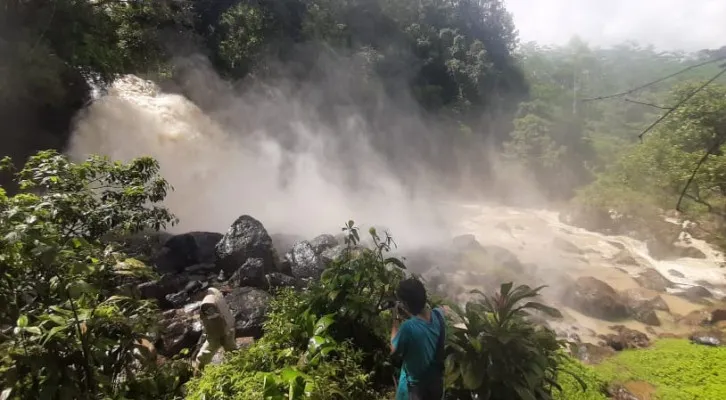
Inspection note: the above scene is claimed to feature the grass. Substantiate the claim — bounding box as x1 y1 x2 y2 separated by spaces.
594 339 726 400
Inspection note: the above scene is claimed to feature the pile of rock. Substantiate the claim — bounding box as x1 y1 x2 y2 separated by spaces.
128 215 348 360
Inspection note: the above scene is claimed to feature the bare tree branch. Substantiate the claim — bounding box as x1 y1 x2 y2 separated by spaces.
638 67 726 140
623 98 673 110
582 55 726 102
676 136 726 212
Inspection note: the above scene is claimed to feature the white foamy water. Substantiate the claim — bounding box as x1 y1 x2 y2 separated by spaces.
69 74 451 249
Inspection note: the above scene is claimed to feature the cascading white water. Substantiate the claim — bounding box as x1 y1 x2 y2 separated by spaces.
69 74 452 249
69 72 725 343
453 204 726 342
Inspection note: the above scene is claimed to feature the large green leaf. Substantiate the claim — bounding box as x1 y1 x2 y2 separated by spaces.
461 360 485 390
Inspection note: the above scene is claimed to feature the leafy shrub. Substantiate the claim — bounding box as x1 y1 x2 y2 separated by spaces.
554 357 608 400
186 221 404 400
188 220 584 399
444 283 577 399
0 151 187 399
595 339 726 400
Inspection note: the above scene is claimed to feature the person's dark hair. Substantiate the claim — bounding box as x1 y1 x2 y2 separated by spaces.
396 278 427 315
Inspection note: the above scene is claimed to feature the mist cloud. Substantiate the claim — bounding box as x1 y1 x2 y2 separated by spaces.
505 0 726 51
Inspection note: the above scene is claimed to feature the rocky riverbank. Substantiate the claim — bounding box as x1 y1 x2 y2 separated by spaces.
120 205 726 369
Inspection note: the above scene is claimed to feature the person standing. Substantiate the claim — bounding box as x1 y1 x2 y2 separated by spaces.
390 278 446 400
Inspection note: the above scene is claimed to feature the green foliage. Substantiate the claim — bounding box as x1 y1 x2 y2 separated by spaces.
553 357 608 400
1 0 191 105
0 150 184 399
595 339 726 400
186 221 405 399
576 82 726 226
444 283 571 399
188 222 579 400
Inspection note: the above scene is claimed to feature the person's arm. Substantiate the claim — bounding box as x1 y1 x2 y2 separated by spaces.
391 319 407 355
390 318 399 353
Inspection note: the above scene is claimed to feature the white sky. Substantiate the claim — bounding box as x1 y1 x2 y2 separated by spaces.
504 0 726 51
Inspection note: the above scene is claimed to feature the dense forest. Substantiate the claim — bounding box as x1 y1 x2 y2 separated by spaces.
2 0 726 399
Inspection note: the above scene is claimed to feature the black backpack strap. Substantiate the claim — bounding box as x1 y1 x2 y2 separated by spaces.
433 308 446 369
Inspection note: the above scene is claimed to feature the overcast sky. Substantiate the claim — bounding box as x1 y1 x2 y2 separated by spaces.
504 0 726 51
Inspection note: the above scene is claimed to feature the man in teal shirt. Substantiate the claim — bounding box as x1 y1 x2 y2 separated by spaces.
391 278 446 400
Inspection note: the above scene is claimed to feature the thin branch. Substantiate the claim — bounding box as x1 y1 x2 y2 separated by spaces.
638 67 726 140
676 137 725 212
582 55 726 102
623 98 673 110
681 193 726 217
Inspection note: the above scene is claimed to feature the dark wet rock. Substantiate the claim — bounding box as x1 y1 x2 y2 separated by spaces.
216 215 277 276
270 233 304 256
634 269 673 292
229 258 267 288
570 342 615 365
552 237 582 254
137 273 190 307
621 288 669 326
710 309 726 324
612 249 639 266
452 234 484 252
155 232 223 274
608 385 641 400
286 241 326 280
310 234 338 254
600 325 650 351
157 309 203 357
676 285 713 304
183 280 208 296
678 246 707 259
264 272 299 290
320 245 347 265
564 277 628 321
480 245 525 273
165 291 190 309
117 231 173 263
225 287 271 338
689 332 722 347
678 309 712 326
667 269 685 278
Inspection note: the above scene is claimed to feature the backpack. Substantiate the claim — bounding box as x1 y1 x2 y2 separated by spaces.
407 308 446 400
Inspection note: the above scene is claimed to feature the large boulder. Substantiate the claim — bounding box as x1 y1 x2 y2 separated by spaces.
225 287 271 338
285 241 326 280
599 325 650 351
564 277 628 321
634 269 673 292
157 307 203 357
621 288 669 326
270 233 304 255
137 273 190 307
154 232 223 274
310 234 339 254
264 272 300 290
216 216 277 276
320 244 347 265
229 258 267 289
480 245 525 273
675 285 713 304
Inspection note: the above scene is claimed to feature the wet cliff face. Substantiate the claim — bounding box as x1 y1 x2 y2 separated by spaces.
0 66 91 192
